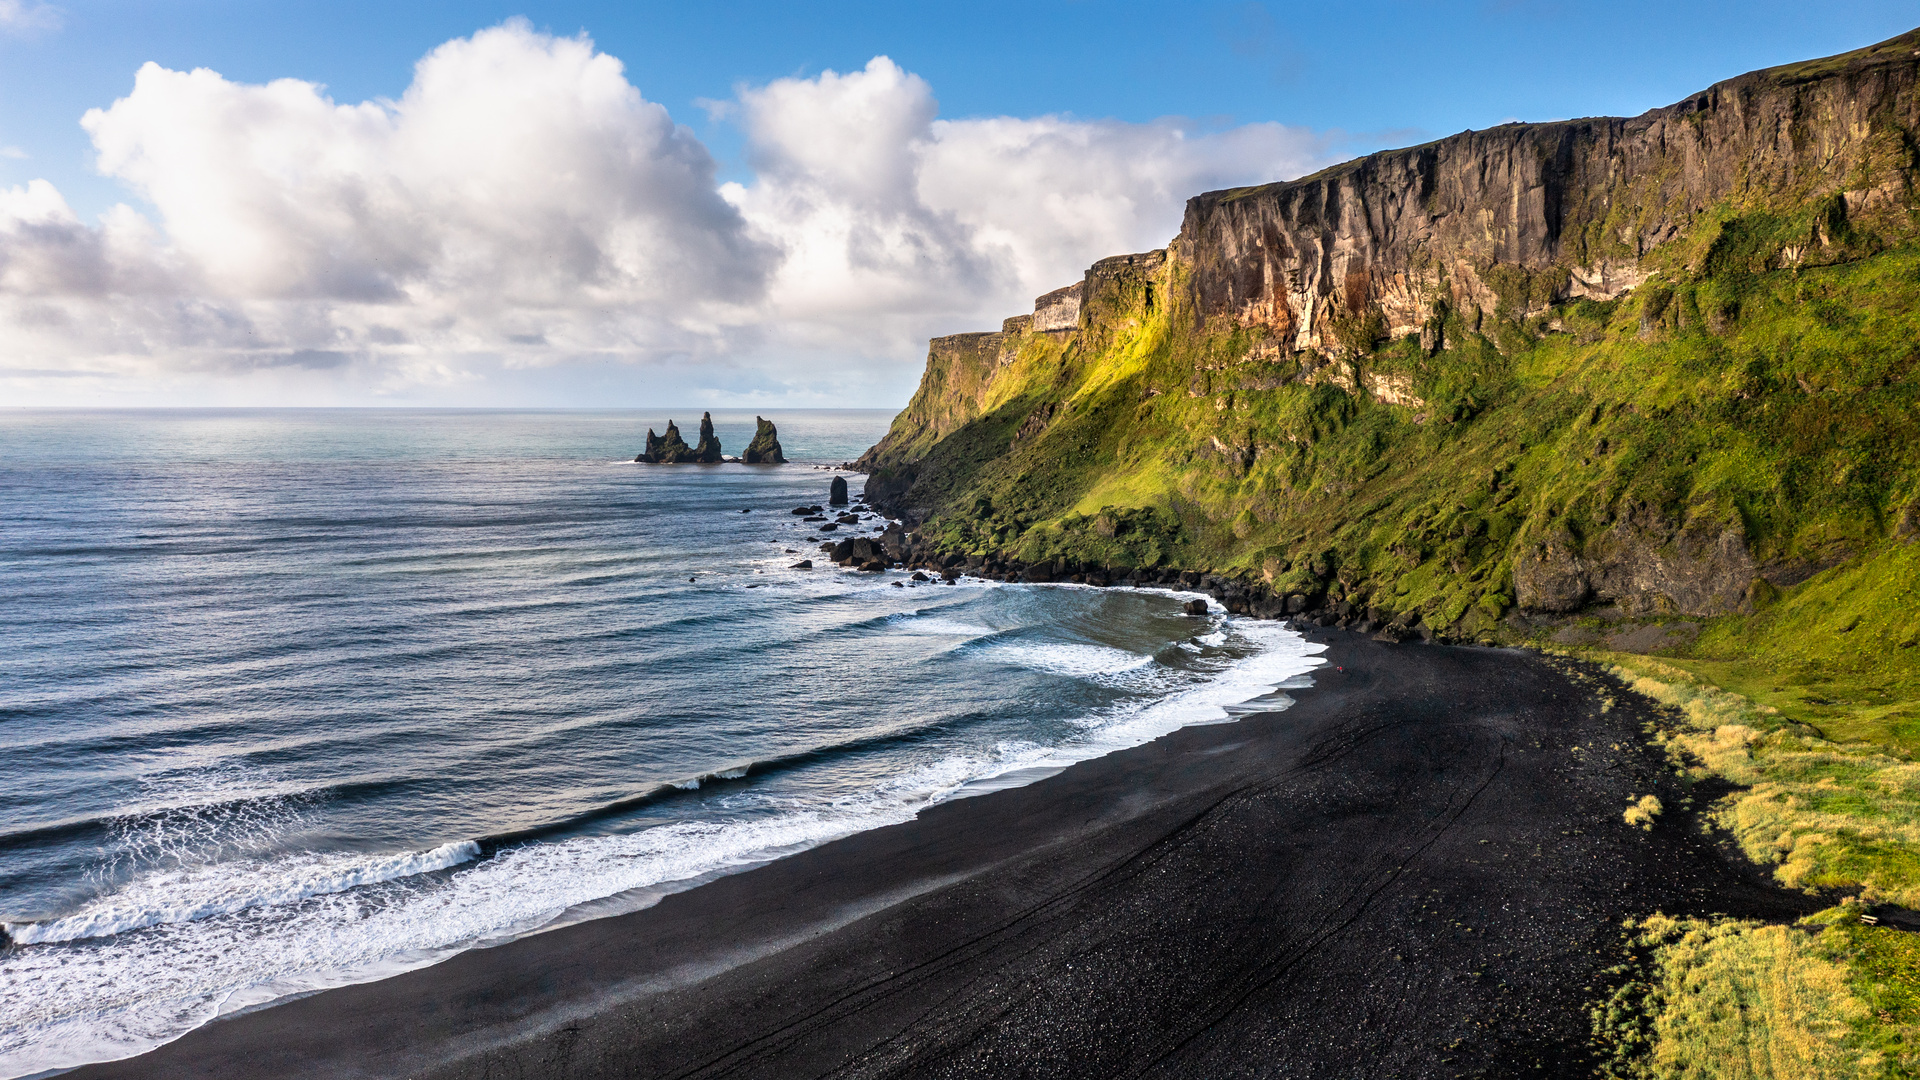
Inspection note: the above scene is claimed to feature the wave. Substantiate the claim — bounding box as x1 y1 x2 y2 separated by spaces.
3 841 481 946
0 604 1323 1079
972 640 1156 679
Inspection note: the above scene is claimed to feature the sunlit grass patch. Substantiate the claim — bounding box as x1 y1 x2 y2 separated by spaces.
1595 913 1898 1079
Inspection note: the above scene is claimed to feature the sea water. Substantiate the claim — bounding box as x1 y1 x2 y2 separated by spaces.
0 409 1325 1076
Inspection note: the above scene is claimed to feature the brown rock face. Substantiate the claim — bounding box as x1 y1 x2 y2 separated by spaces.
1178 30 1920 350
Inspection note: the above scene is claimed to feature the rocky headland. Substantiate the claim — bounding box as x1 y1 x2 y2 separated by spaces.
858 28 1920 645
845 27 1920 1072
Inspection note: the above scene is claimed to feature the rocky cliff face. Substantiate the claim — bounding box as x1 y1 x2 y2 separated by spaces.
860 30 1920 628
1181 30 1920 352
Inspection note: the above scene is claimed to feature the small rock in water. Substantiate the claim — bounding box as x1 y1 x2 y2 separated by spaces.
829 476 849 505
819 542 835 551
784 549 797 553
910 571 929 582
791 507 812 515
819 522 839 532
790 559 813 569
1182 599 1209 616
858 559 886 572
740 508 751 513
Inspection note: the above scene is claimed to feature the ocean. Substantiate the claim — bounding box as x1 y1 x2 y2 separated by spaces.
0 409 1324 1077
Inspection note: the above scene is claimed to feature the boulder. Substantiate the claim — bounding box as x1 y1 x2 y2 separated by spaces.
791 507 813 515
910 571 929 582
1182 599 1210 616
829 476 849 505
744 417 787 464
819 523 838 532
858 559 887 572
790 560 813 569
831 539 856 563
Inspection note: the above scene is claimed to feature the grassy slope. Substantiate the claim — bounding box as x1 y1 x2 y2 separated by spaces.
881 204 1920 1074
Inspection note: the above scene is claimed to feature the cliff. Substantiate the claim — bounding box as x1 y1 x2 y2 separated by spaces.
862 27 1920 635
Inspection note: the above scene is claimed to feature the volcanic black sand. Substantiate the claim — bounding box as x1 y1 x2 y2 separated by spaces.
70 638 1814 1080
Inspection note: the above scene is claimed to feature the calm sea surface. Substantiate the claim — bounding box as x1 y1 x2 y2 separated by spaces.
0 409 1323 1076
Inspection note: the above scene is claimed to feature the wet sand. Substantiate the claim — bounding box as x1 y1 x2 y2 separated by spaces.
69 638 1810 1079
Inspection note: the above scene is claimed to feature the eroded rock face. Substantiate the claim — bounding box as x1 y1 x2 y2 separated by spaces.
744 417 786 464
1513 508 1761 617
1177 34 1920 350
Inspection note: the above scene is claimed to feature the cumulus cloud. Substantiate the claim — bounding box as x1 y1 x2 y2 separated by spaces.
2 32 1343 404
1 20 773 389
726 56 1339 361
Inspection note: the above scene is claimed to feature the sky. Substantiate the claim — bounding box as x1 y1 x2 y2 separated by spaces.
0 1 1914 408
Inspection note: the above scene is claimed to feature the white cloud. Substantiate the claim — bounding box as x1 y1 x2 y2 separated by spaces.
1 36 1343 405
0 145 27 159
2 20 773 392
0 0 60 35
722 57 1340 364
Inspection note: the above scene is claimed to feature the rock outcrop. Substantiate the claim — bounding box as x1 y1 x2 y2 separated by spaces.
829 476 849 505
744 417 786 464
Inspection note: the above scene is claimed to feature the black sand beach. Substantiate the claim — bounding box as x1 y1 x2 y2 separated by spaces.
70 638 1811 1080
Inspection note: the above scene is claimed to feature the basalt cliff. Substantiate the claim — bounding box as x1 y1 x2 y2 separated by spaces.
860 29 1920 651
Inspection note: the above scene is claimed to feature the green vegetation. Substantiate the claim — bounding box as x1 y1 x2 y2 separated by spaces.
1584 655 1920 1075
879 218 1920 647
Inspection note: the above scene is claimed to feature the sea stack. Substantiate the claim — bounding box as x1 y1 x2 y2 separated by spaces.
636 420 695 463
692 412 723 463
743 417 786 464
829 476 849 505
636 414 725 463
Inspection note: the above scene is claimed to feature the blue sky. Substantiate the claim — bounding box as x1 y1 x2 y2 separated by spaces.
0 1 1913 406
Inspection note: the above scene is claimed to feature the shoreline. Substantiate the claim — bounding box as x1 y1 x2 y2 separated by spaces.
67 636 1813 1080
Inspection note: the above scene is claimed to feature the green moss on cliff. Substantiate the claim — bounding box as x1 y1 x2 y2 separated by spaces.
876 237 1920 648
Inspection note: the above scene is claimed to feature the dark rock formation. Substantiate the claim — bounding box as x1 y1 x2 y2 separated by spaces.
636 421 693 463
744 417 786 464
637 414 723 463
790 560 813 569
829 476 849 505
1182 599 1209 616
692 412 723 462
